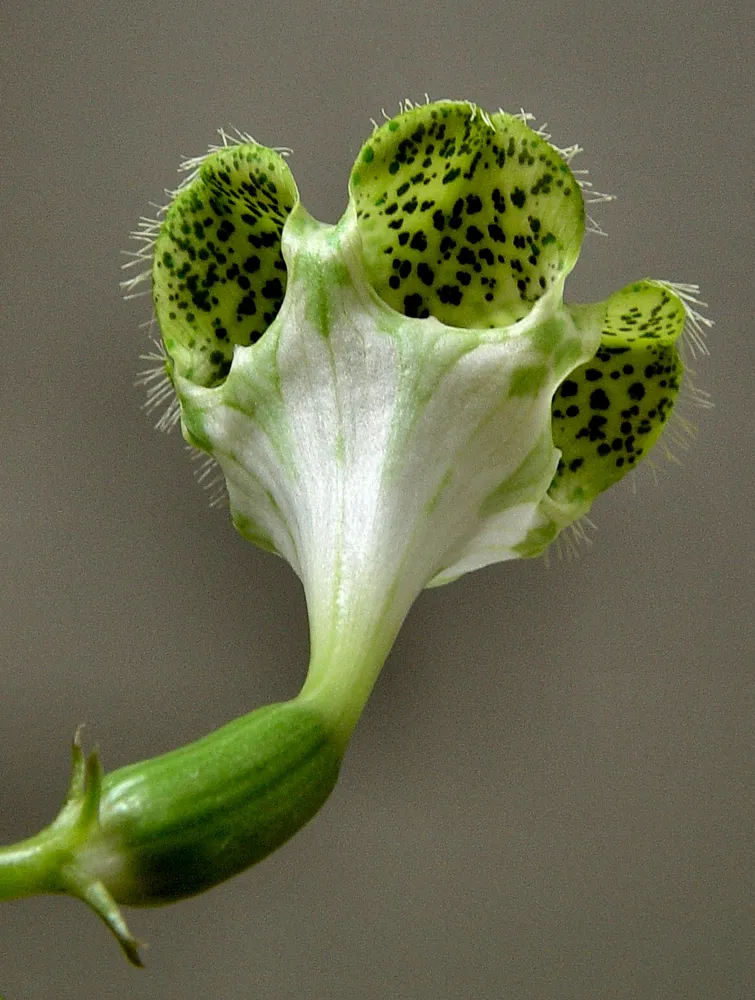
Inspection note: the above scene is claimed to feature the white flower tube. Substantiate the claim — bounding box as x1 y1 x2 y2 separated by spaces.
177 201 599 735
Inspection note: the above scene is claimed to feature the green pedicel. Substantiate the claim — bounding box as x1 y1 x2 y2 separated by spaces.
0 101 706 965
0 702 343 966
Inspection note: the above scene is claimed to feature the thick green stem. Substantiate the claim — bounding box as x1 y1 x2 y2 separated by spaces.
0 698 345 965
0 831 71 900
97 699 344 906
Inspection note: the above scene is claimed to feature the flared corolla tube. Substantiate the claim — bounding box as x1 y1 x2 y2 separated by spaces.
0 100 707 965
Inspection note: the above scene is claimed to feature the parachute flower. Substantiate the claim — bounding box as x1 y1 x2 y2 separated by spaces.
0 99 709 965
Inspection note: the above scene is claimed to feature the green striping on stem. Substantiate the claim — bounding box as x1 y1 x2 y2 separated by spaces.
97 701 343 906
0 100 709 965
0 702 343 965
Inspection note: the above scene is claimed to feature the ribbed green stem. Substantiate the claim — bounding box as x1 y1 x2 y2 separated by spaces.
97 699 344 906
0 697 346 965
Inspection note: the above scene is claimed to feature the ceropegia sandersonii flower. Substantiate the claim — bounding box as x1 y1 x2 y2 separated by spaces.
0 99 710 965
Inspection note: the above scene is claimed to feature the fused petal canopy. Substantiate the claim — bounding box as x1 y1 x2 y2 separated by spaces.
148 100 692 591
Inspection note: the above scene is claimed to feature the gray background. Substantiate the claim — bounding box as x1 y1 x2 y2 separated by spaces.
1 0 753 997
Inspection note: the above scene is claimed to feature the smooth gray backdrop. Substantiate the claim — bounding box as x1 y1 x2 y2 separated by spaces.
1 1 752 997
